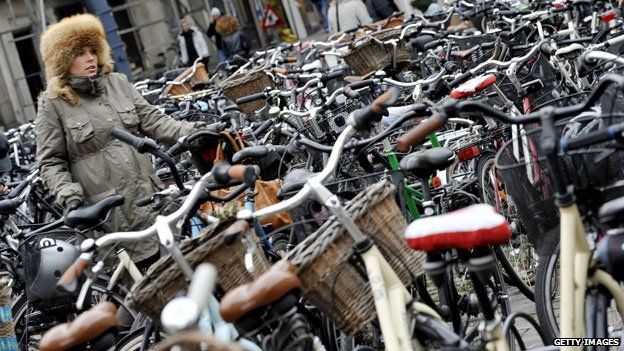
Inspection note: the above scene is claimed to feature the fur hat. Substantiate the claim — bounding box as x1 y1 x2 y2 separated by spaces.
216 16 240 37
39 13 114 105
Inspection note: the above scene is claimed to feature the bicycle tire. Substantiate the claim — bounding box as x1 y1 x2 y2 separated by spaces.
476 152 536 301
585 286 610 350
534 234 560 343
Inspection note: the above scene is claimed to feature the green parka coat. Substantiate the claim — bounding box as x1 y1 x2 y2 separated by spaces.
35 72 202 261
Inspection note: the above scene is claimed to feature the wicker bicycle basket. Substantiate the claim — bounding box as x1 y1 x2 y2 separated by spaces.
285 179 425 336
126 220 270 322
219 64 274 117
163 63 210 96
343 27 410 76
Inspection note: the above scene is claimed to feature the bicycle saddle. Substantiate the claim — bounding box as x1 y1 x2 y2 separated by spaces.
191 80 211 91
450 74 497 99
598 196 624 226
233 146 270 163
450 45 480 60
163 67 188 81
65 195 125 231
232 145 290 164
412 35 435 51
220 260 302 323
39 302 118 351
405 204 511 252
399 147 455 177
277 169 318 199
222 105 244 114
343 71 375 84
344 75 365 84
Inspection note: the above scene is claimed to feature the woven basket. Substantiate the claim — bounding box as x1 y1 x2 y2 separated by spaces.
343 27 410 76
164 63 210 96
286 180 425 336
219 65 274 117
126 220 270 322
0 278 17 350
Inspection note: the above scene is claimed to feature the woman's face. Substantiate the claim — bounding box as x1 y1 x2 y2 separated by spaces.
68 46 98 77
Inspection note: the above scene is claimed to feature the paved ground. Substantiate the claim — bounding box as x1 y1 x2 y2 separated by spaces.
507 287 544 349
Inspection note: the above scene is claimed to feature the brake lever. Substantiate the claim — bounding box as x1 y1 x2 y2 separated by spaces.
76 260 103 311
242 233 258 274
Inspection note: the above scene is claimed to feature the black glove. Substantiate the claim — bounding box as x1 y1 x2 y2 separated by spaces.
64 199 82 217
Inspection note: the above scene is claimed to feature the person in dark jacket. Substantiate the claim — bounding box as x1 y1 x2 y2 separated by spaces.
365 0 398 22
216 16 250 59
178 19 210 67
206 8 227 62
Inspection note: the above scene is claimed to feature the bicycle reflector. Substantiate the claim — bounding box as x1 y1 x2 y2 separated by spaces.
602 12 616 23
457 145 481 161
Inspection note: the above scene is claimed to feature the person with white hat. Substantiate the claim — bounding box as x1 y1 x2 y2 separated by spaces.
207 7 227 62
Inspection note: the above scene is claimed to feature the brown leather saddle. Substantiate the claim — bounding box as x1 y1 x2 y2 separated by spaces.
450 45 480 60
39 302 118 351
220 260 302 323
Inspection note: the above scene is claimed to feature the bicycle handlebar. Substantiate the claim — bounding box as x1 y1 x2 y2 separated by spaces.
396 74 624 149
561 123 624 152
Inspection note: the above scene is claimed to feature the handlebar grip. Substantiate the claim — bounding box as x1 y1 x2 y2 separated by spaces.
168 141 186 157
347 79 375 90
7 179 29 199
540 42 557 56
0 198 22 214
252 119 273 137
136 196 153 207
423 39 443 50
236 92 266 105
396 114 445 151
449 71 473 88
343 87 360 99
286 56 297 63
57 257 91 294
321 70 346 83
561 124 624 151
213 163 257 186
273 67 289 75
223 220 250 245
350 88 399 131
147 80 165 87
187 263 217 311
111 127 143 150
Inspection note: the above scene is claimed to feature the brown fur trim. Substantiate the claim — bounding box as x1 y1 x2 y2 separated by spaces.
39 13 114 105
216 16 240 36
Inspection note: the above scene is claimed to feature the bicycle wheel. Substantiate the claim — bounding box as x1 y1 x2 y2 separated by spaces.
458 249 514 348
12 282 136 350
534 236 624 343
477 152 537 301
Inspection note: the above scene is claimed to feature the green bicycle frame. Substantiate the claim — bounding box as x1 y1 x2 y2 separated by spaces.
387 133 441 220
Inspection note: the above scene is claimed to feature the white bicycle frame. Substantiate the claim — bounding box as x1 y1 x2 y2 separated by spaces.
247 122 509 351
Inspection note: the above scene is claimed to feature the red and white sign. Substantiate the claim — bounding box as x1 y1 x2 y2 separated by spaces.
262 5 285 29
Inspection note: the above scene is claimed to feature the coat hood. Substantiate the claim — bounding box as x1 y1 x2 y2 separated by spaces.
216 16 240 36
39 13 114 105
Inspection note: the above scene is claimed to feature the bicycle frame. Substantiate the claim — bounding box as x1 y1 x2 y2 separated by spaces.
251 123 513 350
558 203 624 350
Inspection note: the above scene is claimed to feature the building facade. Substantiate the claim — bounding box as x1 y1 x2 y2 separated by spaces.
0 0 273 129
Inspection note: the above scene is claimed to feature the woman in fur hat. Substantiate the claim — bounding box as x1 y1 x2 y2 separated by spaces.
35 13 206 265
